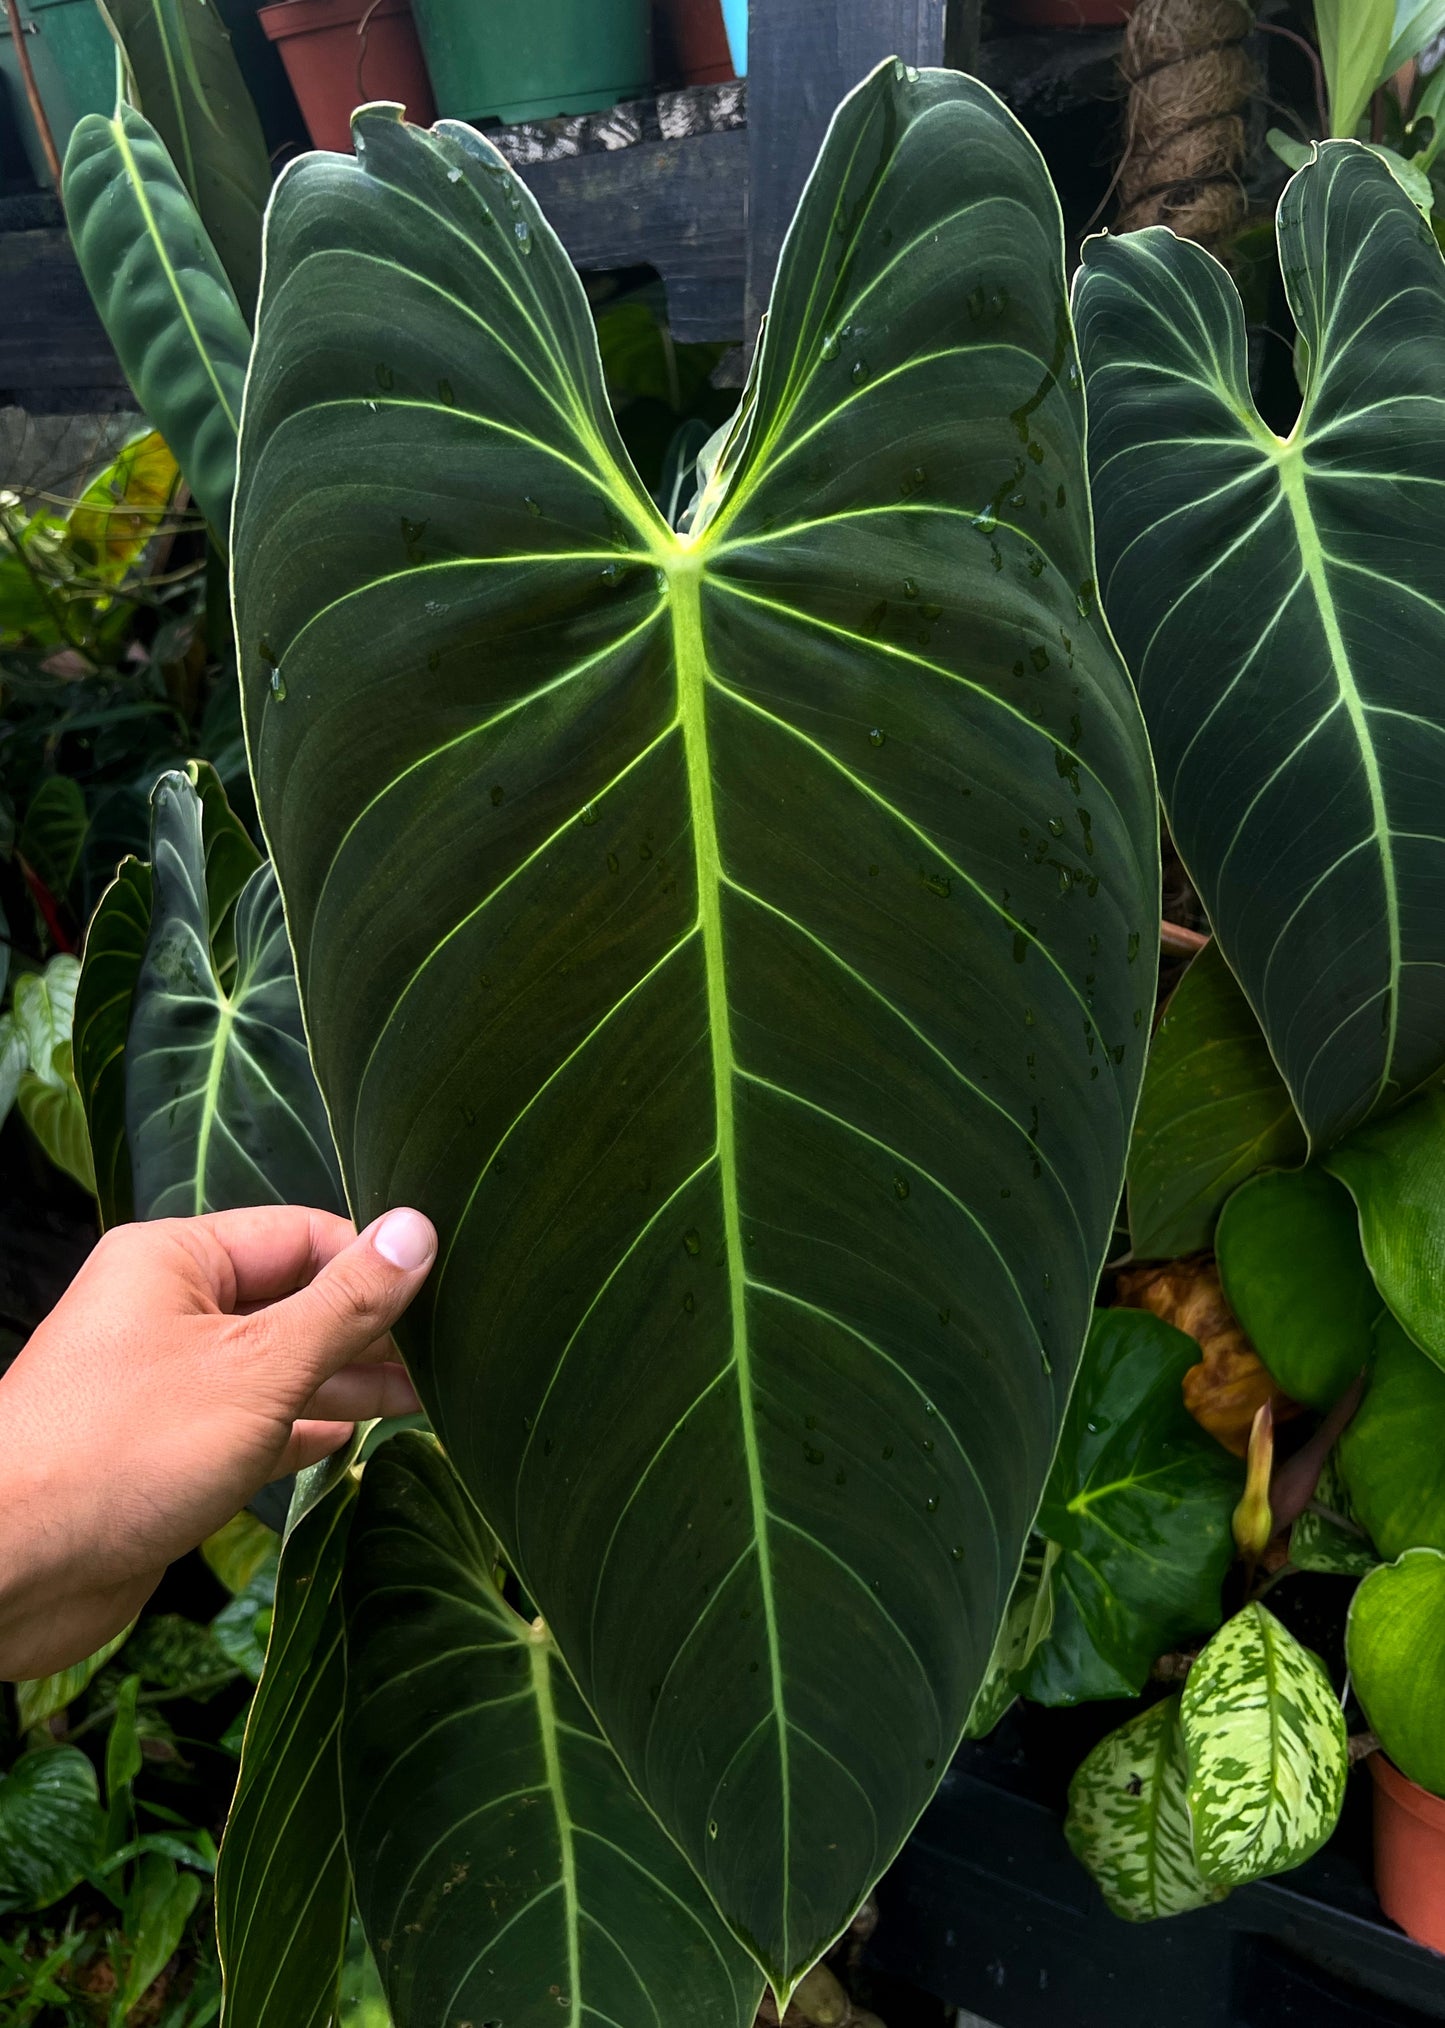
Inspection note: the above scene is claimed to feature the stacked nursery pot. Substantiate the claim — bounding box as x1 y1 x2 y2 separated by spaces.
656 0 746 86
0 0 113 187
994 0 1137 23
408 0 651 124
258 0 436 152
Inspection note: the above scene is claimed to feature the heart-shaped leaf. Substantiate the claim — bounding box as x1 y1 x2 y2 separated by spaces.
64 104 251 536
1348 1547 1445 1796
234 67 1157 1987
1339 1312 1445 1556
1077 143 1445 1148
1065 1697 1225 1922
1021 1310 1241 1705
1327 1082 1445 1372
342 1434 764 2028
1127 939 1305 1259
1181 1603 1347 1885
125 770 342 1219
1215 1169 1377 1409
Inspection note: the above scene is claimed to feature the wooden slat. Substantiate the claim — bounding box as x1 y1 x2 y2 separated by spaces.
743 0 947 339
0 222 128 410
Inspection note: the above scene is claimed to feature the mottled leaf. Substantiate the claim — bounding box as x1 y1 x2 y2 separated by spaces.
1065 1698 1225 1922
0 1750 105 1916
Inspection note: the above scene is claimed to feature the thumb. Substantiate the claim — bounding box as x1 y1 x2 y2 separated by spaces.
250 1208 437 1397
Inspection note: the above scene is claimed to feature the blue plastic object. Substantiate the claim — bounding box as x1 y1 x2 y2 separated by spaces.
721 0 746 75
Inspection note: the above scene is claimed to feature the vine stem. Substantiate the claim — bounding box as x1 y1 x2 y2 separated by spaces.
1161 919 1209 955
3 0 60 187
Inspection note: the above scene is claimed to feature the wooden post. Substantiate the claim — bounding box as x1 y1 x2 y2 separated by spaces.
4 0 61 190
744 0 947 345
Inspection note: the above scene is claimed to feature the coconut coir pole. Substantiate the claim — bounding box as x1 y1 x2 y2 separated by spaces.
1115 0 1255 248
3 0 61 188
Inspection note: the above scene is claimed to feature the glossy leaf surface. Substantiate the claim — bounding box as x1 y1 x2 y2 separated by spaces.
236 68 1157 1984
75 858 152 1227
1215 1169 1376 1409
1328 1082 1445 1371
127 770 342 1219
13 957 94 1192
64 104 251 536
1339 1313 1445 1557
1181 1604 1347 1885
1065 1697 1225 1922
0 1749 104 1916
1127 940 1304 1258
1078 144 1445 1148
964 1538 1057 1738
108 0 272 317
343 1435 763 2028
216 1464 356 2028
1348 1548 1445 1795
1021 1310 1240 1705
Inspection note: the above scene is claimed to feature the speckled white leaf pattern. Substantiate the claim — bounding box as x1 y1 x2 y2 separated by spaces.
1065 1697 1225 1922
1181 1603 1347 1886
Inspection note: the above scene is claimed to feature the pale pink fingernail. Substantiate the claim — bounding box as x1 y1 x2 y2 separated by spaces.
372 1208 437 1272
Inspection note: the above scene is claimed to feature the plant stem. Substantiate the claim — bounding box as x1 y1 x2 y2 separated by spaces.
2 0 60 187
1161 919 1208 955
58 1670 242 1744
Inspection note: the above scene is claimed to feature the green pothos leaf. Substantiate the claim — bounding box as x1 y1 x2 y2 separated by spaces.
1078 143 1445 1148
1065 1698 1226 1923
1348 1546 1445 1796
342 1434 764 2028
234 63 1157 1989
1181 1604 1348 1886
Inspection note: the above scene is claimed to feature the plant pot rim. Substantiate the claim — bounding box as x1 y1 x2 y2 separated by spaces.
1371 1750 1445 1828
259 0 411 34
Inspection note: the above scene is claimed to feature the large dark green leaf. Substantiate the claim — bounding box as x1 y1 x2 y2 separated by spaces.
126 770 342 1218
234 68 1157 1987
1215 1168 1377 1409
1021 1310 1242 1705
216 1460 357 2028
76 858 152 1222
108 0 272 318
1127 939 1305 1258
64 104 251 536
1339 1313 1445 1556
1077 143 1445 1148
343 1435 763 2028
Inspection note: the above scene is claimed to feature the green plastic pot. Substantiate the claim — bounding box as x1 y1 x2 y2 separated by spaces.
409 0 650 125
0 0 114 189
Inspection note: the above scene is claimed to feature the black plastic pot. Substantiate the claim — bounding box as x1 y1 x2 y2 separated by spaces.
866 1724 1445 2027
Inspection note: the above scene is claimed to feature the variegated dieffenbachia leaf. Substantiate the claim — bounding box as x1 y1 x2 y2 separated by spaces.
964 1539 1058 1739
1065 1697 1225 1922
1291 1454 1379 1577
1181 1603 1347 1886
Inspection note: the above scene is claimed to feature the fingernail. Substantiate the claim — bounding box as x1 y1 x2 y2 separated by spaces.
372 1208 437 1272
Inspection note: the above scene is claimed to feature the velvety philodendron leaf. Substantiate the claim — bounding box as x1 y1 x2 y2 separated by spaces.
1328 1082 1445 1372
1020 1310 1241 1706
1339 1313 1445 1557
107 0 272 318
1065 1697 1226 1923
234 65 1157 1988
127 770 342 1219
342 1435 765 2028
18 775 88 901
1215 1169 1377 1410
1182 1603 1347 1886
216 1459 357 2028
1348 1548 1445 1796
64 104 251 536
1128 940 1305 1259
1077 143 1445 1150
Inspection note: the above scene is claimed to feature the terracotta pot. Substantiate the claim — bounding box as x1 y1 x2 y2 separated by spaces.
994 0 1138 25
656 0 734 85
1372 1753 1445 1952
258 0 435 153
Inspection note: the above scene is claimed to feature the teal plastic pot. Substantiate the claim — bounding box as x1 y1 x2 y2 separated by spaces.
0 0 115 189
409 0 650 124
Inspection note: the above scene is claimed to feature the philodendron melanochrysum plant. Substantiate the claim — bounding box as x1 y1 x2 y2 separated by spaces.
221 57 1156 2023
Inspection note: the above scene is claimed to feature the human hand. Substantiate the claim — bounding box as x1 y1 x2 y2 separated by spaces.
0 1204 436 1681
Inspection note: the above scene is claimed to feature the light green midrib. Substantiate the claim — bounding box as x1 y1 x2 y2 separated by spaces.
191 990 236 1213
110 111 238 434
670 558 792 1970
1271 440 1400 1108
529 1633 582 2028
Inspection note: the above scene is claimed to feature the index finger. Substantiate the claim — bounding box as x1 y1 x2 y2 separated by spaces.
186 1205 359 1309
